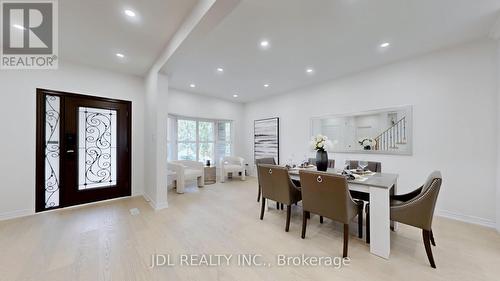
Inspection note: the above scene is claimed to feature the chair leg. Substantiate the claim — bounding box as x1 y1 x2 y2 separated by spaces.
357 203 363 239
365 204 370 244
260 198 266 220
320 216 323 224
257 185 261 202
285 205 291 232
281 203 284 210
301 210 307 239
306 211 311 220
343 224 349 258
423 230 436 268
430 230 436 246
276 202 279 210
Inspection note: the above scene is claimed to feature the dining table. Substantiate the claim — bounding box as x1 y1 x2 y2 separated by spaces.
285 167 399 259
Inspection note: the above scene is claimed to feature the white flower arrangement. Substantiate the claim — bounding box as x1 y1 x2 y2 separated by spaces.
310 134 333 152
358 137 377 150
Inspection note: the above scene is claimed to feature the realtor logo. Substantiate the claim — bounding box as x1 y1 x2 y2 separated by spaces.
1 0 58 69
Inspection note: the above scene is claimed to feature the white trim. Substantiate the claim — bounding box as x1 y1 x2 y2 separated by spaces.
0 195 144 222
436 209 496 229
0 209 33 221
142 193 168 211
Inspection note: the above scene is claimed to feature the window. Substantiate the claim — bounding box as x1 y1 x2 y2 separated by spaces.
177 119 197 161
198 121 214 163
168 115 232 164
167 117 175 161
216 121 231 158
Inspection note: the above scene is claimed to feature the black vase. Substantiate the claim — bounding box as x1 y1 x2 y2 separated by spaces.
316 150 328 172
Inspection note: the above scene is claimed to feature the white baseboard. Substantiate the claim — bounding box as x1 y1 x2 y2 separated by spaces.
436 209 496 229
0 195 142 222
0 209 33 221
142 194 168 211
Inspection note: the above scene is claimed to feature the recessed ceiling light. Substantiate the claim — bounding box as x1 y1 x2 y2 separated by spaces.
233 94 239 98
189 84 196 88
306 68 314 74
264 84 270 88
116 53 125 58
380 42 390 48
124 9 136 17
260 40 270 48
13 24 25 30
216 67 224 72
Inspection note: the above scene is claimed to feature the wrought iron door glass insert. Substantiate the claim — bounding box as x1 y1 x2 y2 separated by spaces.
45 95 60 208
78 107 117 190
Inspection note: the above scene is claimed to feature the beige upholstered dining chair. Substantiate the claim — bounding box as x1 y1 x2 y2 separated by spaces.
255 157 276 202
257 164 302 232
299 170 364 258
366 171 442 268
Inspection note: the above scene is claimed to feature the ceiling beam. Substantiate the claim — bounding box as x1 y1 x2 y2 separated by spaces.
148 0 217 75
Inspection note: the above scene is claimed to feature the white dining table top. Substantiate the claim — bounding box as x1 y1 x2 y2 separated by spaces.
288 167 398 189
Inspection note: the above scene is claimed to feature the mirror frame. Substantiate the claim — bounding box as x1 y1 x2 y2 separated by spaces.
310 105 413 155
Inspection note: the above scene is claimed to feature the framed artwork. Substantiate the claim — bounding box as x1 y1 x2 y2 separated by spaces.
254 117 279 164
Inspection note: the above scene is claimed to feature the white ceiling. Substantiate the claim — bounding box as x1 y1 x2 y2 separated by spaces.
163 0 500 102
59 0 198 76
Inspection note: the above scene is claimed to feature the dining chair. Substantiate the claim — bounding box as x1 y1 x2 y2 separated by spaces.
299 170 364 258
347 160 382 211
308 158 335 168
347 160 382 173
257 164 302 232
255 157 276 203
366 171 442 268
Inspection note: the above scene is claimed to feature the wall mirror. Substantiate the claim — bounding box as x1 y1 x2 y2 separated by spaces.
311 106 413 155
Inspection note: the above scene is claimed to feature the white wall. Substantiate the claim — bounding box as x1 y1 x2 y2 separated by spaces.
168 88 246 157
143 70 159 208
496 41 500 232
0 62 145 220
143 71 170 210
244 40 498 227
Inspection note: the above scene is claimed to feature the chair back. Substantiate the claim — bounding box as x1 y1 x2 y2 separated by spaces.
308 158 335 168
256 158 277 189
257 164 296 205
255 157 276 165
347 160 381 172
299 170 356 223
391 171 442 230
421 171 442 194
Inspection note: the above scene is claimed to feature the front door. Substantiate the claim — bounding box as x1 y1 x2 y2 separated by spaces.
36 89 131 212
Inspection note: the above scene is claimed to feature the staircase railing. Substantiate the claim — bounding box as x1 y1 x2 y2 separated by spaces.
374 116 406 151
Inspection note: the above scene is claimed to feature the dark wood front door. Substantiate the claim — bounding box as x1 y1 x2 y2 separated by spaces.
36 89 131 212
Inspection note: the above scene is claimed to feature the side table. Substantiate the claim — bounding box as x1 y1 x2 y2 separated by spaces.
204 166 216 185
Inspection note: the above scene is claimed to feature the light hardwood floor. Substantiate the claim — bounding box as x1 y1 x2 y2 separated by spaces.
1 177 499 281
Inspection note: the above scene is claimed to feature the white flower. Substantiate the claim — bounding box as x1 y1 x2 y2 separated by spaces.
310 134 333 151
310 141 316 151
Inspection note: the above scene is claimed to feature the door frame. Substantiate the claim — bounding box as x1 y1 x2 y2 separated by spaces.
35 88 132 212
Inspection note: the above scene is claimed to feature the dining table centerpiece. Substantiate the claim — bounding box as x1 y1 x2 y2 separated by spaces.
310 134 333 171
359 137 377 150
